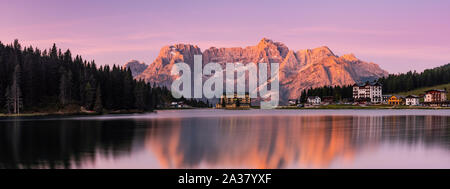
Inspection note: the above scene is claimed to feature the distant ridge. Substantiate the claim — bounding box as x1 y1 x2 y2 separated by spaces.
123 60 148 77
134 38 388 102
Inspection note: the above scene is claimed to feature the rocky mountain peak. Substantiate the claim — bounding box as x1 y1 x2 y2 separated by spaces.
312 46 335 57
341 53 359 62
123 60 148 77
256 38 289 58
134 38 389 103
257 37 276 47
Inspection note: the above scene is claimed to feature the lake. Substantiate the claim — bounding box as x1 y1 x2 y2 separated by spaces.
0 109 449 169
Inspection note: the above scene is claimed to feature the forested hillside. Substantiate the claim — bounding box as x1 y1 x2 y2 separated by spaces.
378 63 450 94
0 40 174 114
299 63 450 102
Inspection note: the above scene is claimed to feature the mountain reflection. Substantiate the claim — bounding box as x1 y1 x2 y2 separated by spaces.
0 114 448 169
144 115 449 168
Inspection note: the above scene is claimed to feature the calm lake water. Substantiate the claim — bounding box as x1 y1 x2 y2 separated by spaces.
0 109 449 169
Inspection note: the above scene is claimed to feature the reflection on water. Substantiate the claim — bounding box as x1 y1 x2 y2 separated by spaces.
0 110 449 169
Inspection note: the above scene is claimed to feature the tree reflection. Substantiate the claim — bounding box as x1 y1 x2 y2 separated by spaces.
0 118 141 169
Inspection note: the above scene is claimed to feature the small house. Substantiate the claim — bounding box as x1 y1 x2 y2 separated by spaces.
307 96 321 105
170 101 185 108
388 95 403 105
382 95 392 104
288 99 298 106
405 95 420 106
170 102 178 108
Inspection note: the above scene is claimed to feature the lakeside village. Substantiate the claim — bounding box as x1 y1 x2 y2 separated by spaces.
173 82 449 110
295 82 447 108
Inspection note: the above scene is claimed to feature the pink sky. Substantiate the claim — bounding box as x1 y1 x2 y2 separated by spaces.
1 0 449 73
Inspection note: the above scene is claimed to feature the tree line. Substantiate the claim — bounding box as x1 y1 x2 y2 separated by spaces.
0 40 177 114
299 85 353 103
378 63 450 94
299 63 450 103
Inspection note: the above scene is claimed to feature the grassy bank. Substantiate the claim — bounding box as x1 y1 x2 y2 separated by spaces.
278 104 450 109
393 83 450 100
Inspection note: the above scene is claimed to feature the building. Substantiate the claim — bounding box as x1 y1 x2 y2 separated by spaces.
424 89 447 102
388 95 403 105
307 96 321 105
424 89 448 106
352 82 382 103
322 96 334 104
382 95 392 104
170 101 185 108
288 99 298 106
405 95 420 106
216 93 251 109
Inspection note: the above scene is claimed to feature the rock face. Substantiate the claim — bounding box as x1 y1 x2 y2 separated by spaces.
136 44 202 86
136 38 388 103
123 60 148 77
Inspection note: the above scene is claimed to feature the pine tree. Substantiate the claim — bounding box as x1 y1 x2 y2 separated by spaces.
59 68 70 107
0 80 3 113
134 81 146 110
11 64 23 114
13 39 21 51
84 82 95 110
123 69 134 109
94 85 103 113
0 40 182 113
4 87 12 114
50 43 58 59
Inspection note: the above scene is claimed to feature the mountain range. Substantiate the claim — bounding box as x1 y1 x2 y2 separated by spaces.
127 38 388 103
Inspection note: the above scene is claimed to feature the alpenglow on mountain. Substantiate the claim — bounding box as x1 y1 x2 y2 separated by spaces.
133 38 388 102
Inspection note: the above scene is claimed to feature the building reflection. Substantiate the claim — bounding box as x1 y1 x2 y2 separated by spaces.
0 114 448 169
144 115 449 169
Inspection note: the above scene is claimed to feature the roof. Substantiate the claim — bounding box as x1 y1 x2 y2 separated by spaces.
425 89 447 93
373 83 382 86
307 96 320 99
389 95 405 99
222 92 250 95
405 95 419 98
353 81 382 87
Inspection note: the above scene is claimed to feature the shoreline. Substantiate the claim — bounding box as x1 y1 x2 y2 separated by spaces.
0 109 153 119
1 105 449 118
0 106 450 119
